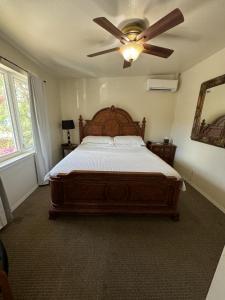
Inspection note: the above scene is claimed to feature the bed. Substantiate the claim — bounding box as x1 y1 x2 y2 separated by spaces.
48 106 183 220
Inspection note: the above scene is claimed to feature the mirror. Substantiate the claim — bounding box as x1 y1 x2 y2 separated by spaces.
191 74 225 148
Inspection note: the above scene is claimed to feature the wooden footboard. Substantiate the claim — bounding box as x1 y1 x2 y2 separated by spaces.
49 171 182 220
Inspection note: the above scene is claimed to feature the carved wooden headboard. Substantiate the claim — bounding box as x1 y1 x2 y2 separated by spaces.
79 105 146 143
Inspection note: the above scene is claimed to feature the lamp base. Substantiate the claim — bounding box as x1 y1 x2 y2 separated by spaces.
67 130 71 145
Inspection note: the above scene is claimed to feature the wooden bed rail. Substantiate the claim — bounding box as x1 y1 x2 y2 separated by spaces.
49 171 182 220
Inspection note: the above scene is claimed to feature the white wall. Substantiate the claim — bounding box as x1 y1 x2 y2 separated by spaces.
0 35 61 210
171 47 225 213
60 76 177 144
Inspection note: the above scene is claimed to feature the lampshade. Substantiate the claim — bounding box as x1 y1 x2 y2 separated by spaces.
62 120 75 130
120 42 144 62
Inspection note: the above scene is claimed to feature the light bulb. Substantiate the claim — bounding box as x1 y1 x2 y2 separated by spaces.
120 42 144 62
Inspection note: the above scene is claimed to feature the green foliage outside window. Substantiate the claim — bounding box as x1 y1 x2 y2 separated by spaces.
0 74 16 156
14 78 33 149
0 70 33 158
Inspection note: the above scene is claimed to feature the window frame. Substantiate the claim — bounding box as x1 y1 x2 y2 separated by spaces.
0 65 34 163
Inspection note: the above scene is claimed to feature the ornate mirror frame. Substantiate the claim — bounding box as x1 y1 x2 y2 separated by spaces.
191 74 225 148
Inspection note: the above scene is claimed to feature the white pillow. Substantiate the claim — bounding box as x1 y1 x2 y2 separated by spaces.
114 136 145 146
81 136 114 145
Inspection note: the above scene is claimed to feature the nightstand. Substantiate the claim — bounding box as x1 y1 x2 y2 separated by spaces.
146 142 177 166
61 143 78 158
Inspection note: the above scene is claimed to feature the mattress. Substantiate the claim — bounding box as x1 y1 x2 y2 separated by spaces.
45 143 185 191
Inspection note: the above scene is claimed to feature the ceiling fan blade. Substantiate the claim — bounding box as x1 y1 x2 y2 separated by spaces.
87 47 120 57
93 17 129 42
143 44 174 58
137 8 184 42
123 60 132 69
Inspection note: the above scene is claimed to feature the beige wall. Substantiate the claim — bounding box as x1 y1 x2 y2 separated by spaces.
60 76 177 144
171 47 225 213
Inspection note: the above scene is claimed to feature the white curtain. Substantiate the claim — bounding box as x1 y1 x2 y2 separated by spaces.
28 74 52 185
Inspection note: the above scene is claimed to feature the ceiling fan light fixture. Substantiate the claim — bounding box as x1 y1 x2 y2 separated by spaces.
120 42 144 62
89 9 184 68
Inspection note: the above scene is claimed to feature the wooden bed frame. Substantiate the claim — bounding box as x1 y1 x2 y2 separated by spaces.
49 106 182 220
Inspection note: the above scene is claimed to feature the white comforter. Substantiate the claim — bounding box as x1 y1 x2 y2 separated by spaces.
45 143 185 191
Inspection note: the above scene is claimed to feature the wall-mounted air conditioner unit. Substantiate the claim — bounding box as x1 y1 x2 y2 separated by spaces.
146 79 178 92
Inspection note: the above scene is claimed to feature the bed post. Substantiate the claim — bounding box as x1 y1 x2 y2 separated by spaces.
79 115 83 143
49 177 64 219
141 117 146 139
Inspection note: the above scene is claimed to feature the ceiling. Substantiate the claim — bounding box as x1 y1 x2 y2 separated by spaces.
0 0 225 78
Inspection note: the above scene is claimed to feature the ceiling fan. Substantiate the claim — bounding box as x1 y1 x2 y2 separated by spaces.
87 8 184 69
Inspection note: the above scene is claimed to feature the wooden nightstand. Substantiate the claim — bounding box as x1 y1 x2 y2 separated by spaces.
61 143 78 158
146 142 177 166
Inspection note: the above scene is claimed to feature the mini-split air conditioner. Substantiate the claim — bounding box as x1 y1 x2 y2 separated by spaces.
146 79 178 92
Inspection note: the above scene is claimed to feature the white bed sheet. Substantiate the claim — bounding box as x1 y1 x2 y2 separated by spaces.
45 143 185 191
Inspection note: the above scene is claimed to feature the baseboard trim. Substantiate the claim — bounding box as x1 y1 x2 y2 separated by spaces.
11 184 38 212
184 177 225 215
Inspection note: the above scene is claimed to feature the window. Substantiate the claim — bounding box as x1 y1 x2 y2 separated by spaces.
0 65 34 162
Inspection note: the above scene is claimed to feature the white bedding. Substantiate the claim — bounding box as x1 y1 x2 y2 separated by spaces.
45 143 185 191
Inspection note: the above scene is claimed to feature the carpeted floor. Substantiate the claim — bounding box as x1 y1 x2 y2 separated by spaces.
0 183 225 300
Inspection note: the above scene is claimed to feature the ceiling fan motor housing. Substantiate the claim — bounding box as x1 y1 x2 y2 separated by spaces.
121 19 147 41
120 19 147 41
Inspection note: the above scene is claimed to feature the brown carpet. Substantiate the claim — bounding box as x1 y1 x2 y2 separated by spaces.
0 183 225 300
